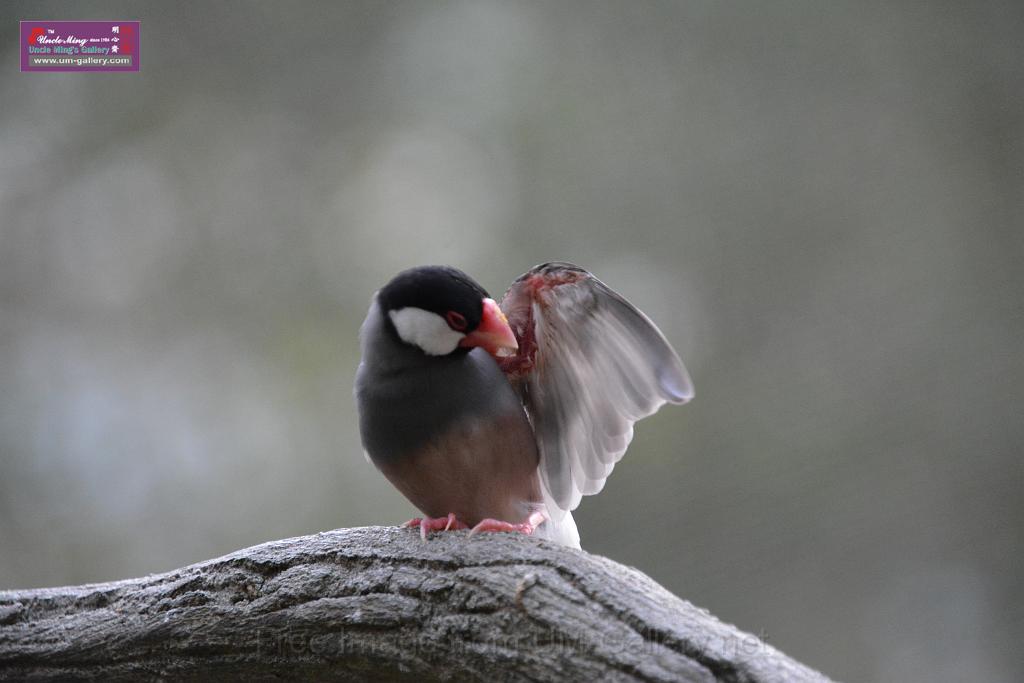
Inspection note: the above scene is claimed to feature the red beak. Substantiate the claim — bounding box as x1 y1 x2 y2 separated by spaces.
459 298 519 357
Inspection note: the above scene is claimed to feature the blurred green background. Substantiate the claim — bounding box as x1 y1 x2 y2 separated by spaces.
1 2 1021 681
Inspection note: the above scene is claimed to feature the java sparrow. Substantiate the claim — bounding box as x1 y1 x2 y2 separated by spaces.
355 262 693 548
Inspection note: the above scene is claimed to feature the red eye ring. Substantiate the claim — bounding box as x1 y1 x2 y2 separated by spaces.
445 310 468 331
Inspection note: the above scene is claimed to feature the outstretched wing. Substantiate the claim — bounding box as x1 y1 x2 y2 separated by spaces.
498 262 693 519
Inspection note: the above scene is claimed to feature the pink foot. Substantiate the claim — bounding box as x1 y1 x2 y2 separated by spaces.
468 511 547 538
402 513 468 541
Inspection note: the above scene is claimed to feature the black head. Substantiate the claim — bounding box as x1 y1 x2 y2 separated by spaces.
374 266 484 356
379 266 488 329
375 266 519 357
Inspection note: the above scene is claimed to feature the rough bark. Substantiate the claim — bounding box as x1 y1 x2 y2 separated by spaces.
0 526 833 682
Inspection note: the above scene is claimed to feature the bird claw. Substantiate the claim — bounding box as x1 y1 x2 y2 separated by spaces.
402 513 467 541
468 511 547 538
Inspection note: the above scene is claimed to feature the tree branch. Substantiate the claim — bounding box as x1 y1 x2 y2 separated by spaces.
0 526 832 682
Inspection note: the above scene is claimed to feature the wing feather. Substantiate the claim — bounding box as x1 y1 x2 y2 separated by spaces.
498 263 693 519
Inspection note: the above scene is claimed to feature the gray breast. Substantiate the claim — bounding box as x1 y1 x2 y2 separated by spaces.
355 301 531 466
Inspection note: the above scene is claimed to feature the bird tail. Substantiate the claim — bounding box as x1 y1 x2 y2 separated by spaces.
533 507 581 549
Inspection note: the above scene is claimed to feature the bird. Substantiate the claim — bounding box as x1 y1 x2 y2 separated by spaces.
354 262 693 548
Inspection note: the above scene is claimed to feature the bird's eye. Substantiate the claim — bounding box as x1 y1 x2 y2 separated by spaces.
445 310 468 331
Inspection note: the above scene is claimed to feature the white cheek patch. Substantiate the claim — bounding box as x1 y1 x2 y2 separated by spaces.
389 307 465 356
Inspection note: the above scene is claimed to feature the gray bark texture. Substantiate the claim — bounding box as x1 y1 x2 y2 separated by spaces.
0 526 833 682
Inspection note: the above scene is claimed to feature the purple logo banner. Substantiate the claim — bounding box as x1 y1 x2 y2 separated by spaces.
21 21 139 72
